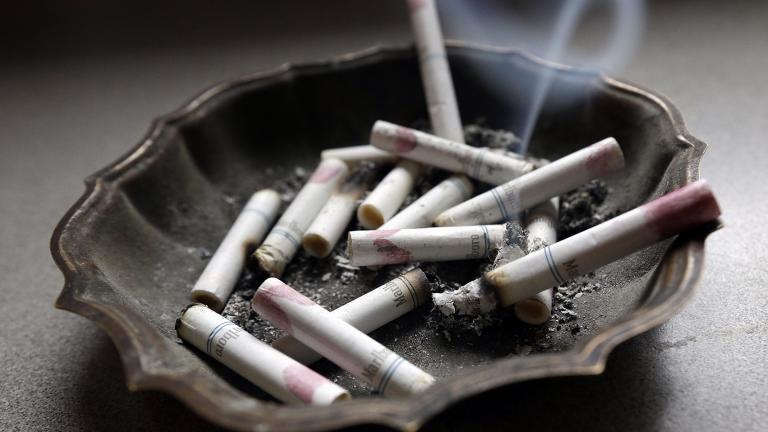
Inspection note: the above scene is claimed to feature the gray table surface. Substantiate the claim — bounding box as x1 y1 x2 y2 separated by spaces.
1 1 766 430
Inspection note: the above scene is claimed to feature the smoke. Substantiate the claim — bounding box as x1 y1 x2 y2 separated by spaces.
440 0 646 154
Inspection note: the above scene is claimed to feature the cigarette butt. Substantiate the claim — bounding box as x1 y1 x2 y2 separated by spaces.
347 225 506 266
252 278 436 397
435 138 624 226
486 180 721 307
272 269 430 364
303 165 377 258
380 174 473 229
357 160 423 229
321 145 399 165
252 158 348 277
513 198 558 325
407 0 464 142
371 121 535 184
190 189 281 311
176 304 350 405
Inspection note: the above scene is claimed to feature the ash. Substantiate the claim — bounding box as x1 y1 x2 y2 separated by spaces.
218 121 616 390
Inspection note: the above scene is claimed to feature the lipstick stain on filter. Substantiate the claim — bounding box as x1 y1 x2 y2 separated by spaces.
373 239 412 264
642 180 721 239
283 363 326 404
585 139 624 176
366 229 400 239
253 280 315 332
393 127 418 153
310 165 344 183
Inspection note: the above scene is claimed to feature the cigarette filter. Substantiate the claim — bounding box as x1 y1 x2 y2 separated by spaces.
272 269 430 364
486 180 721 307
176 304 350 405
435 138 624 226
191 189 281 311
321 145 398 165
252 278 436 397
347 225 505 266
303 166 377 258
380 175 473 229
252 158 348 276
371 121 535 185
357 159 422 229
514 198 559 325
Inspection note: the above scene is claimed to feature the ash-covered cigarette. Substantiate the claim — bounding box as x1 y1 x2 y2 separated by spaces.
357 159 422 229
272 268 430 365
252 158 348 277
347 225 506 266
190 189 281 311
438 180 720 316
176 304 350 405
435 137 624 226
303 164 377 258
380 174 473 229
371 121 535 185
252 278 435 397
321 145 398 166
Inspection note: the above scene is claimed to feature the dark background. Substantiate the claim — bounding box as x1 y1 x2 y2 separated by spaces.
1 1 766 430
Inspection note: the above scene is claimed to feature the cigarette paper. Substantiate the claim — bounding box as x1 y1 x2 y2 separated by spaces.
272 269 430 364
252 158 348 277
514 198 558 325
486 180 720 308
407 0 464 142
321 145 398 165
190 189 281 311
371 121 535 185
303 166 377 258
347 225 506 266
357 160 422 229
252 279 436 397
380 174 473 229
435 138 624 226
176 304 350 405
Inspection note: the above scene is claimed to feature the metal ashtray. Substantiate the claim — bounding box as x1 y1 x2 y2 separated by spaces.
51 42 719 431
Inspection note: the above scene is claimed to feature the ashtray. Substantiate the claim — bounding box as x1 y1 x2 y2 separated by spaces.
52 42 719 431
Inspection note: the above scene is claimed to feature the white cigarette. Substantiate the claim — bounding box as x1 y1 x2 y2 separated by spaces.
347 225 506 266
321 145 398 165
252 278 436 397
435 138 625 226
486 180 720 308
176 304 350 405
407 0 464 142
303 166 377 258
190 189 281 311
380 174 473 229
371 121 535 185
357 160 422 229
272 269 430 364
514 198 559 325
252 158 348 277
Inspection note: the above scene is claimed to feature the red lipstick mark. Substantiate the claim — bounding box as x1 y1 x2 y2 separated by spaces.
252 279 315 332
283 364 327 404
373 239 412 264
393 127 418 153
367 229 400 239
642 180 721 239
310 164 343 183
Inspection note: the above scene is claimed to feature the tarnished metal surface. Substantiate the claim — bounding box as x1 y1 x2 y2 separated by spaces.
51 43 717 431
